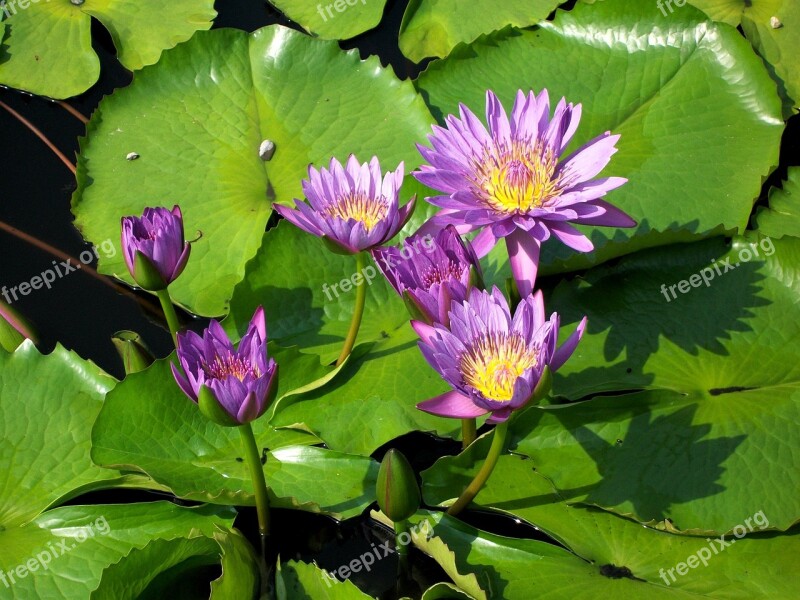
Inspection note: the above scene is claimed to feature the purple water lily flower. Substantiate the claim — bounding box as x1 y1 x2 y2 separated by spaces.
121 205 191 291
274 155 415 254
372 225 482 326
172 306 278 426
413 287 586 424
414 89 635 297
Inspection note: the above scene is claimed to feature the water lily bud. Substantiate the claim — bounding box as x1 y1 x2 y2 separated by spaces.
376 449 420 522
121 205 191 291
172 307 278 426
0 300 36 352
111 331 154 374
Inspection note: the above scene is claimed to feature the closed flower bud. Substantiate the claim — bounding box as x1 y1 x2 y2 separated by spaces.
376 449 421 522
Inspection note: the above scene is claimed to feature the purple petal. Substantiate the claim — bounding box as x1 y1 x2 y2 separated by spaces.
548 221 594 252
417 390 489 419
550 316 587 372
505 229 541 298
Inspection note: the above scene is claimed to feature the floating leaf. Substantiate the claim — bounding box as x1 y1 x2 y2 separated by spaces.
268 0 387 40
0 342 157 528
72 25 433 316
755 167 800 239
91 355 379 518
423 449 800 598
0 502 236 599
0 0 216 98
399 0 561 62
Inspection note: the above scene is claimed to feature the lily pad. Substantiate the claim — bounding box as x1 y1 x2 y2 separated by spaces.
0 502 237 599
416 0 784 274
91 355 379 518
276 560 373 599
500 233 800 532
270 325 462 456
398 0 561 62
0 0 217 98
268 0 387 40
689 0 799 115
755 168 800 239
72 25 433 317
0 341 156 528
422 449 800 598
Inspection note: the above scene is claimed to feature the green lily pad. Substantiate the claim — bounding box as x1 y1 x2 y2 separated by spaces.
268 0 387 40
276 560 373 599
505 234 800 532
0 341 157 528
91 528 259 599
416 0 784 274
755 168 800 239
0 0 216 99
0 502 237 599
91 355 379 518
270 325 462 456
226 222 409 365
422 449 800 598
689 0 799 115
398 0 561 62
72 25 434 317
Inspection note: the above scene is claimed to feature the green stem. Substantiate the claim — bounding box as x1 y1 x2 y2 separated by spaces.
447 421 509 516
335 252 368 367
461 418 477 449
239 423 271 543
395 518 411 576
156 288 181 347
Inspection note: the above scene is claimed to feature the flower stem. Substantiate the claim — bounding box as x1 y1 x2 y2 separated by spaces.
336 252 368 366
447 420 509 516
395 518 411 576
156 288 181 347
461 418 477 449
239 423 271 544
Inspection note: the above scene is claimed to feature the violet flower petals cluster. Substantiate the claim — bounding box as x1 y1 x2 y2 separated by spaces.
413 287 586 424
414 89 635 296
121 205 191 291
172 307 278 426
273 155 415 254
372 225 481 326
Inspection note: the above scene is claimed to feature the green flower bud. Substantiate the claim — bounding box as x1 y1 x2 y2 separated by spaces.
376 449 420 522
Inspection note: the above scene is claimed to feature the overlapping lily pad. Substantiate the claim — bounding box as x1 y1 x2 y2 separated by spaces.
416 0 784 274
0 0 217 98
755 167 800 238
0 502 239 599
91 354 379 518
689 0 799 115
472 234 800 533
399 0 561 62
422 451 800 598
72 25 434 317
269 325 462 456
0 342 156 528
268 0 387 40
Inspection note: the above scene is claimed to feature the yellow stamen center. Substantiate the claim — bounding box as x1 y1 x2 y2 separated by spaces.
203 355 260 382
460 333 538 402
420 261 466 289
325 193 387 232
475 142 560 214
